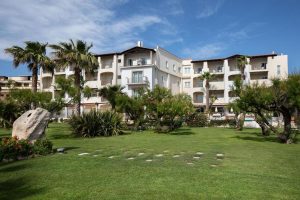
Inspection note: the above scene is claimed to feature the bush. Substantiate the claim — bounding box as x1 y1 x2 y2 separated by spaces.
155 118 183 133
209 119 236 127
186 113 208 127
0 136 53 162
33 138 53 155
69 110 122 137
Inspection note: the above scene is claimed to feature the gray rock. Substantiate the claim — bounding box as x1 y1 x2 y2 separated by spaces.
12 108 50 141
57 148 65 153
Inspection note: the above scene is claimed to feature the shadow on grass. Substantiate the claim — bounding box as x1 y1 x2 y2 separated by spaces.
233 135 279 143
49 133 73 140
0 162 29 173
0 177 45 200
169 128 194 135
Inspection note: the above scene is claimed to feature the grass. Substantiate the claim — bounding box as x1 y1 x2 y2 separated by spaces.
0 123 299 200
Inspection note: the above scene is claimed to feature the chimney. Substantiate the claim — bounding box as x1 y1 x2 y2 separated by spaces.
137 41 143 47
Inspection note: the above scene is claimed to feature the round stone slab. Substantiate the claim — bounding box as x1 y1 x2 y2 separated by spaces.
127 157 135 160
108 156 115 159
173 155 180 158
211 164 217 167
187 162 194 165
196 152 204 155
193 156 200 159
155 154 164 157
138 153 145 156
216 154 224 158
145 159 153 162
78 153 89 156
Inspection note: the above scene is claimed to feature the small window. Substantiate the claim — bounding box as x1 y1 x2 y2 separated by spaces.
184 82 190 88
262 76 268 79
277 65 281 75
165 61 169 68
196 68 202 74
178 67 181 73
128 59 133 66
173 64 176 71
217 66 223 72
261 63 267 69
118 59 121 63
118 75 121 79
184 67 191 74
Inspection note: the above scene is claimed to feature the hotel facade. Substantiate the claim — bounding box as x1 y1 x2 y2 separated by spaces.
38 42 288 118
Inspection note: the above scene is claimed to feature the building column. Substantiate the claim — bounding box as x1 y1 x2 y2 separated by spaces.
245 57 251 85
113 54 117 85
223 59 229 103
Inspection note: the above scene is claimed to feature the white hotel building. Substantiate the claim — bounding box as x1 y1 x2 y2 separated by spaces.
39 42 288 118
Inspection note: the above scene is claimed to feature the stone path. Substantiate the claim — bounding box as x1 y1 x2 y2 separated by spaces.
78 153 89 156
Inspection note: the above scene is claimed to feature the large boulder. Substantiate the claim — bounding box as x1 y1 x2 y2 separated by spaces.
12 108 50 141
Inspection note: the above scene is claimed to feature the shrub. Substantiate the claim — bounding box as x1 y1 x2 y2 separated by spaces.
33 138 53 155
209 119 236 127
0 136 53 162
0 136 33 161
69 110 122 137
186 113 208 127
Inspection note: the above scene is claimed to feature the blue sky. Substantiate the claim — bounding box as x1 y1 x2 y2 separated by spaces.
0 0 299 76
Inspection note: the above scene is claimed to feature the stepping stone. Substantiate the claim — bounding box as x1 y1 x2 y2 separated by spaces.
187 162 194 165
216 154 224 159
196 152 204 155
138 153 145 156
95 150 102 152
93 155 98 157
57 148 65 153
211 164 217 167
108 156 115 159
146 159 153 162
78 153 89 156
127 157 135 160
193 156 200 159
163 150 169 153
155 154 163 157
173 155 180 158
217 159 222 161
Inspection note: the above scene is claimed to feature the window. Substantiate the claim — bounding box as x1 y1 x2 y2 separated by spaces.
262 76 268 79
195 94 203 103
261 63 267 69
184 81 190 88
141 58 146 65
128 59 133 66
118 59 121 63
184 67 191 74
196 67 202 74
217 66 223 72
277 65 281 75
118 75 121 79
132 89 139 97
194 80 203 88
173 64 176 71
166 61 169 69
132 71 143 83
178 67 181 73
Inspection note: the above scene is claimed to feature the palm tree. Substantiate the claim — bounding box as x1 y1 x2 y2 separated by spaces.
198 72 215 113
237 55 248 81
236 55 248 131
99 85 124 110
50 39 98 115
5 41 52 93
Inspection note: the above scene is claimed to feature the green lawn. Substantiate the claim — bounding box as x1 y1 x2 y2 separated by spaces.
0 123 299 200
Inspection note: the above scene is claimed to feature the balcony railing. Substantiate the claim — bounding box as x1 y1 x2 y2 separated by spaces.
127 76 149 85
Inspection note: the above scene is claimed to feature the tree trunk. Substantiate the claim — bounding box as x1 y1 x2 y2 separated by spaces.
236 112 245 131
278 107 292 143
74 67 81 115
257 111 278 134
205 81 209 113
32 63 38 93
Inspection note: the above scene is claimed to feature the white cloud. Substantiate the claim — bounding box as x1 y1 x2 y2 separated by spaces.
183 43 224 59
0 0 163 60
197 0 224 19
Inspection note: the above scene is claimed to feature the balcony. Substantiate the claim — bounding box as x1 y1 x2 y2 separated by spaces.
210 81 224 90
127 76 149 85
42 70 52 77
123 58 152 67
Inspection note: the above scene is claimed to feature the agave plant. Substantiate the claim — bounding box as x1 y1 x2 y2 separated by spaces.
68 110 122 137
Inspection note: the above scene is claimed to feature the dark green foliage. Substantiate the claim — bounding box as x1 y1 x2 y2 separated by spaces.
0 101 21 128
209 119 236 127
186 112 208 127
0 136 53 161
33 138 53 155
69 110 122 137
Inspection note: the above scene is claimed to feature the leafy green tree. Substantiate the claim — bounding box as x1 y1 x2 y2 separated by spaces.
198 72 215 113
5 41 53 94
115 94 145 129
50 39 98 115
99 85 124 110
